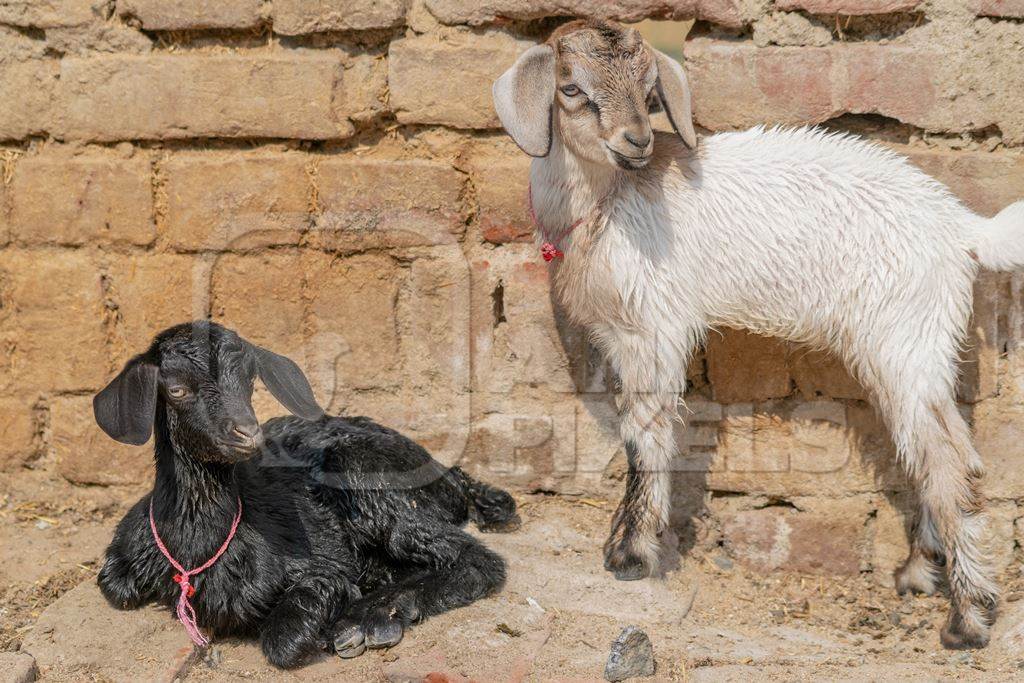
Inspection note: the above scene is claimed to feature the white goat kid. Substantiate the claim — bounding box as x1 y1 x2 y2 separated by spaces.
493 19 1024 650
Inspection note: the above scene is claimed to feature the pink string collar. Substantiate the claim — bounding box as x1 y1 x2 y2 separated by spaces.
527 181 608 262
148 497 242 648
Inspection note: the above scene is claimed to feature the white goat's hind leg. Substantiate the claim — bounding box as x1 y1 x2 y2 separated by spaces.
889 394 998 649
602 331 690 580
928 400 997 649
895 505 944 597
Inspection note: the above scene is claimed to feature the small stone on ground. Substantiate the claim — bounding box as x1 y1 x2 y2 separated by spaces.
604 625 655 681
0 652 37 683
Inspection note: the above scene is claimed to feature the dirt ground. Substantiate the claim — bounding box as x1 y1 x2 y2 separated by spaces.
3 468 1024 682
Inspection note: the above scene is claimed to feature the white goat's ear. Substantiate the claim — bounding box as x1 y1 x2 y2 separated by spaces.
493 44 556 158
653 49 698 149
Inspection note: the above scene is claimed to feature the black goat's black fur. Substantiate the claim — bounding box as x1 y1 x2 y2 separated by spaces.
95 321 517 668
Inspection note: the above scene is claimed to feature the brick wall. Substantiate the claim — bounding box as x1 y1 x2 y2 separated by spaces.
1 0 1022 579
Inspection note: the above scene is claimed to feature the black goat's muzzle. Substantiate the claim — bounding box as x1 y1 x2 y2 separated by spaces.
219 427 265 460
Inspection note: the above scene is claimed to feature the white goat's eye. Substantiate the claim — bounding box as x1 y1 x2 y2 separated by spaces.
167 386 188 399
560 84 581 97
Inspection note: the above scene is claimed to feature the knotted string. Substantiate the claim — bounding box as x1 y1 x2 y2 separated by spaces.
148 497 243 648
527 181 608 262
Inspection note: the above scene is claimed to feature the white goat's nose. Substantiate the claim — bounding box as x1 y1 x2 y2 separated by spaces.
623 130 651 150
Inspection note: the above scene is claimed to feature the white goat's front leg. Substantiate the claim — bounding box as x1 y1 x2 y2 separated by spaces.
601 330 691 580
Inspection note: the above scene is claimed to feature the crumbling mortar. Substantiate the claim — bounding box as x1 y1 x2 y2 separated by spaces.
148 152 170 251
96 255 127 376
0 149 22 185
0 121 1013 156
277 26 403 51
27 394 52 468
142 25 272 53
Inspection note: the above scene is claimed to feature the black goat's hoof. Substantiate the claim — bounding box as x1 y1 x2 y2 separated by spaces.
365 611 404 649
337 642 367 659
333 622 367 659
478 513 522 533
333 609 404 656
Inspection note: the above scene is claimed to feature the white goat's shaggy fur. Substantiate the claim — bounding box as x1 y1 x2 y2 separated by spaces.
495 19 1024 650
532 124 1023 646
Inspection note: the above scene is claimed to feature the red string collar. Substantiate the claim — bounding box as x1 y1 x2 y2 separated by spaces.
527 181 609 262
148 497 242 648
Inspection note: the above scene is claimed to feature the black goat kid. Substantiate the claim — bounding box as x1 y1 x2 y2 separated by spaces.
94 321 517 668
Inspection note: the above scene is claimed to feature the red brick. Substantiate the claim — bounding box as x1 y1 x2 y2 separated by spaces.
720 498 871 575
58 54 351 141
684 40 993 135
684 39 836 130
470 245 576 395
840 43 939 126
10 154 154 246
273 0 407 33
117 0 265 29
424 0 746 28
698 400 907 497
0 0 99 28
466 151 533 244
163 153 310 251
776 0 920 13
0 61 58 140
53 395 152 485
389 30 533 129
706 330 792 403
974 0 1024 17
901 147 1024 217
313 157 465 250
0 397 37 471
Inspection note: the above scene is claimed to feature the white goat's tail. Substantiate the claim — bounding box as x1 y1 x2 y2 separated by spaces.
971 201 1024 271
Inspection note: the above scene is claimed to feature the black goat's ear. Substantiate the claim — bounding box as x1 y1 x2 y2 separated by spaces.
93 358 159 446
253 346 324 421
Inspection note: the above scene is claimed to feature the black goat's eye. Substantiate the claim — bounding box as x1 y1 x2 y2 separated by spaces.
167 386 188 399
560 84 581 97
